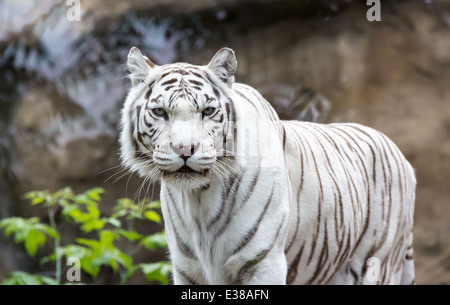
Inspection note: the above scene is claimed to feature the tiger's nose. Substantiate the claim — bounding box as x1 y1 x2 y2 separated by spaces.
170 142 200 161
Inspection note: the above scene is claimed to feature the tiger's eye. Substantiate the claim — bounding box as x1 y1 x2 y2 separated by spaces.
152 108 167 117
202 107 215 117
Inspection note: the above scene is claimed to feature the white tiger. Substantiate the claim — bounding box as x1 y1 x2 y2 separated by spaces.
120 47 416 285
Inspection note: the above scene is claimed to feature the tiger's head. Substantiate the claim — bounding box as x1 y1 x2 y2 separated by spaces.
120 47 237 190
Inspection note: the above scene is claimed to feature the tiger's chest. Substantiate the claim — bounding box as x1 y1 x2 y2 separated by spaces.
160 161 291 284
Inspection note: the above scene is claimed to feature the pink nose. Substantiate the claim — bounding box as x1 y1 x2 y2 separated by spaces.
170 142 199 161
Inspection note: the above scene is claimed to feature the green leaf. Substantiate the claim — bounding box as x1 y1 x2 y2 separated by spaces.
41 226 60 240
75 194 89 204
117 229 142 242
0 271 48 285
105 217 121 228
0 217 57 257
58 187 74 201
2 220 19 238
114 197 146 220
80 256 100 278
109 258 119 272
85 188 104 201
23 191 36 200
41 277 59 285
90 247 133 273
23 190 59 208
81 219 105 232
14 228 28 244
86 188 104 201
65 196 104 232
13 272 42 285
144 210 161 223
99 230 117 244
58 198 71 209
118 252 133 270
74 230 133 276
86 204 100 217
24 229 46 256
40 253 56 266
140 262 172 285
61 204 77 218
68 209 89 223
60 245 90 259
76 238 99 249
146 201 161 209
115 198 134 210
140 231 168 251
31 197 44 205
111 209 127 219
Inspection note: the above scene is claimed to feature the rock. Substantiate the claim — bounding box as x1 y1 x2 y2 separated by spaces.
8 84 121 215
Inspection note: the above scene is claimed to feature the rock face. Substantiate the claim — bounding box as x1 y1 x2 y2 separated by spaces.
0 0 449 284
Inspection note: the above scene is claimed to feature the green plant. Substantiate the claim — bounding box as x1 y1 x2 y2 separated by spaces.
0 187 171 285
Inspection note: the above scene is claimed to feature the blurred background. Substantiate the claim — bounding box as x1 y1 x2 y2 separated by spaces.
0 0 449 284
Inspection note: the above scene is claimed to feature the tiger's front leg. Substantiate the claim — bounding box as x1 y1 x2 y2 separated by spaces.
223 200 290 285
224 245 288 285
172 263 206 285
170 253 208 285
222 175 291 285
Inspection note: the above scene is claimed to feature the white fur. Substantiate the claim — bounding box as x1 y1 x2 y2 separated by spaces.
120 47 416 285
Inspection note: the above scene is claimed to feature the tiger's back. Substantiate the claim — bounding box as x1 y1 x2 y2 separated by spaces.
282 121 416 284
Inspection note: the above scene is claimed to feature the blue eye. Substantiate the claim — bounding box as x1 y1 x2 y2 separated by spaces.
152 108 167 118
202 107 215 117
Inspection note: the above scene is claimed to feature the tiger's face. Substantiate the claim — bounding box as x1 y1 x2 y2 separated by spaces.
120 47 237 190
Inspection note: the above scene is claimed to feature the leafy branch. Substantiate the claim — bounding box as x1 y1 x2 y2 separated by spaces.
0 187 171 285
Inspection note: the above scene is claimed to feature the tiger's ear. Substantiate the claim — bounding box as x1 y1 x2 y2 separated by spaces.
127 47 156 86
207 48 237 86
